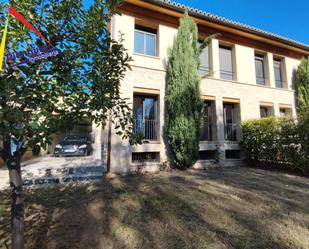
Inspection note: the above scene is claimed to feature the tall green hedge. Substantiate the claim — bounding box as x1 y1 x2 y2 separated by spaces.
241 116 309 175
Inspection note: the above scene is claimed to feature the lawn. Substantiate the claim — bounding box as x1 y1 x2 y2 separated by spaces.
0 167 309 249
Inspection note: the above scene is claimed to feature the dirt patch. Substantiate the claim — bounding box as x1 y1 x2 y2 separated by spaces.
0 167 309 249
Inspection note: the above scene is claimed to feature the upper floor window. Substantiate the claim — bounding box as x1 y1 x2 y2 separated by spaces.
199 46 210 77
274 59 283 88
255 55 265 85
219 46 233 80
134 25 157 57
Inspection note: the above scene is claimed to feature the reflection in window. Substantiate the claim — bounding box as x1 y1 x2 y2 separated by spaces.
133 95 158 140
134 25 157 56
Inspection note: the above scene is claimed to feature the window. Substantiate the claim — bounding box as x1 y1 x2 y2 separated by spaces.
223 103 237 141
199 46 210 76
134 25 157 56
219 46 233 80
274 59 283 88
279 108 286 117
133 94 158 140
132 152 159 163
225 150 241 159
260 106 274 118
199 150 217 160
260 107 269 118
200 101 213 141
255 55 265 85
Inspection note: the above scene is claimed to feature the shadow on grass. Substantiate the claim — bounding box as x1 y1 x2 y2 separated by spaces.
0 167 309 249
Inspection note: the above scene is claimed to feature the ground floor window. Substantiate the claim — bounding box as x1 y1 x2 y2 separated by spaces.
132 152 159 163
133 94 158 141
223 103 238 141
200 101 214 141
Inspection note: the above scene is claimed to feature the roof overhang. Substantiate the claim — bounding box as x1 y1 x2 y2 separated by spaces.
123 0 309 58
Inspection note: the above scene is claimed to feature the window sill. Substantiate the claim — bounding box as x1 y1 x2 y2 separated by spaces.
142 140 160 144
133 53 161 60
203 77 294 92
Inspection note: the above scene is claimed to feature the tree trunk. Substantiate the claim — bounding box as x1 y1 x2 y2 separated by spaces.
5 153 24 249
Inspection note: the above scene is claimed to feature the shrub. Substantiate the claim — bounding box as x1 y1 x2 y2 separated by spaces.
296 59 309 113
241 117 309 175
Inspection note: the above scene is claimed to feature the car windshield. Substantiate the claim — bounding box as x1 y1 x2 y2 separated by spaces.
64 135 87 142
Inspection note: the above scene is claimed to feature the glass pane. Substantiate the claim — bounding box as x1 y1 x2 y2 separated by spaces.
199 47 210 76
274 60 282 88
219 46 233 80
255 57 265 85
224 104 233 124
280 109 286 117
260 107 268 118
201 102 212 141
134 31 145 54
145 34 156 56
133 96 144 133
143 97 155 120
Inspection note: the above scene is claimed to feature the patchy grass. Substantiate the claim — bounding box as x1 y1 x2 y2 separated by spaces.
0 167 309 249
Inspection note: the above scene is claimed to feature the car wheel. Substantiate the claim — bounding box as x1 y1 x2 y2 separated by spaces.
87 149 91 156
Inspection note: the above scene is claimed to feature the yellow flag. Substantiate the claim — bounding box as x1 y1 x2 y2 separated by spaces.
0 14 10 71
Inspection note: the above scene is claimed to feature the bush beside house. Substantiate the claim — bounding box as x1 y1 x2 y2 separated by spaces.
241 116 309 175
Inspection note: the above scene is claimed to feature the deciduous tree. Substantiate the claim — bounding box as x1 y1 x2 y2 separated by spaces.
0 0 132 248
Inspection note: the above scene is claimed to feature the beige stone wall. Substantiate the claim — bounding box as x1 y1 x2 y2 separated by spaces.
108 13 301 173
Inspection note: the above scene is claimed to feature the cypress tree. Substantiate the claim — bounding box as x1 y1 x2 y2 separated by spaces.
296 58 309 113
166 10 207 168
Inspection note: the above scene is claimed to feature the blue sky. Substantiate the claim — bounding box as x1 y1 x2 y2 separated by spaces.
169 0 309 45
2 0 308 45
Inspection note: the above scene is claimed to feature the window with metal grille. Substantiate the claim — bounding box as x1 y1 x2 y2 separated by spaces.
200 101 213 141
199 150 217 160
133 94 158 141
226 150 241 159
223 103 237 141
132 152 159 163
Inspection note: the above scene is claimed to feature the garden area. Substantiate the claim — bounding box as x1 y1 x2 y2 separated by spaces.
1 167 308 249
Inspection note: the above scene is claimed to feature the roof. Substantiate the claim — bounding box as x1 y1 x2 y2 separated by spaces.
142 0 309 52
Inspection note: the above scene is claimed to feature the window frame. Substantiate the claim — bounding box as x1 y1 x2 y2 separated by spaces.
255 54 266 85
199 45 210 77
134 25 157 57
219 45 234 81
133 94 159 141
223 103 237 141
274 59 283 88
260 107 269 118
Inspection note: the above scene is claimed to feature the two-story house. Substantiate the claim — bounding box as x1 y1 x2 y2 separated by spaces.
104 0 309 173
